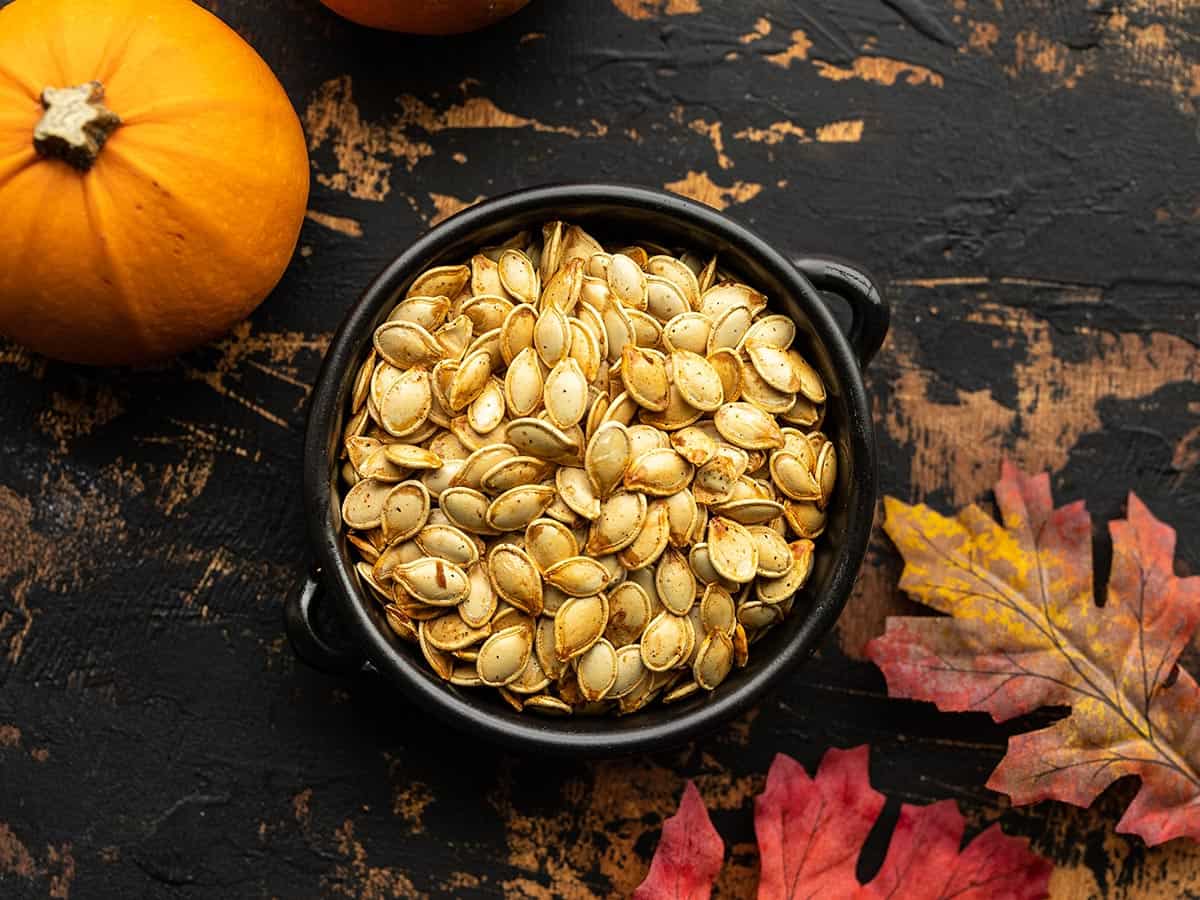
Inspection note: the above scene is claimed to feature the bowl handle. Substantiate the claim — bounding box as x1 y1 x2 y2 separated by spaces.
792 256 890 368
284 572 366 676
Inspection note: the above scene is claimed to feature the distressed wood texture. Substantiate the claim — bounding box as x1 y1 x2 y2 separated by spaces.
1 0 1198 897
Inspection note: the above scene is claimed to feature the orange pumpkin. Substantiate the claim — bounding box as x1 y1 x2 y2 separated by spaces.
320 0 532 35
0 0 310 366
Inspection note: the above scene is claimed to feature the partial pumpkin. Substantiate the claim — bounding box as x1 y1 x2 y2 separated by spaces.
0 0 310 366
320 0 532 34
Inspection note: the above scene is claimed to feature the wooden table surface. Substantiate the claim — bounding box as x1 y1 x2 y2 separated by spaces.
2 0 1198 896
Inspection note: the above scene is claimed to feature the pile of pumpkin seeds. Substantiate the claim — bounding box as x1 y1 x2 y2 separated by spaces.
338 221 835 716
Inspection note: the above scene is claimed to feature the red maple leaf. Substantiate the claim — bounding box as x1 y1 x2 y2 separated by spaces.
755 747 1050 899
634 746 1052 899
633 781 725 900
867 462 1200 845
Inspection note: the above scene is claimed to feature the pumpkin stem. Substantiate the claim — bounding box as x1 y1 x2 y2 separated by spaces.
32 81 122 172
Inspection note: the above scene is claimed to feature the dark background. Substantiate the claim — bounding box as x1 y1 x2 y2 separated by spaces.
2 0 1199 896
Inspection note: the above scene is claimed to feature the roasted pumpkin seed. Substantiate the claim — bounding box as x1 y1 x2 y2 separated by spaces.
554 466 600 520
714 402 785 450
743 314 795 349
816 441 837 508
374 320 444 369
541 257 584 312
477 625 534 686
707 517 758 583
524 518 579 573
543 556 609 597
415 523 480 566
783 500 827 538
601 390 640 426
383 444 442 471
757 539 815 603
481 455 553 494
769 450 821 501
706 347 743 403
693 631 734 690
621 345 670 411
608 253 647 308
670 426 717 467
707 304 753 353
409 264 469 300
342 477 393 530
508 652 552 695
534 306 570 367
488 544 543 615
379 368 432 438
543 357 589 429
585 490 647 554
498 249 539 305
670 350 724 412
663 489 699 548
640 612 691 672
655 547 697 616
372 540 423 583
699 584 736 636
624 448 693 496
500 303 538 365
714 497 785 526
467 378 506 434
626 423 670 459
461 294 514 333
435 315 475 361
605 581 653 646
459 563 498 627
662 312 710 354
449 349 495 411
389 296 451 331
636 384 703 431
486 484 556 532
576 639 618 701
535 616 565 679
423 611 489 652
738 360 796 414
524 694 572 716
453 444 518 491
609 644 649 699
554 593 608 660
395 557 469 606
616 500 671 570
747 525 792 578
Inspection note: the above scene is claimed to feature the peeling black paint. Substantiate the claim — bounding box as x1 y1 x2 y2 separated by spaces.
880 0 958 47
1 0 1199 896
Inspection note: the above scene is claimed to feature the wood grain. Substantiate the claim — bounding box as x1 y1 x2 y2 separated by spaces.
0 0 1198 896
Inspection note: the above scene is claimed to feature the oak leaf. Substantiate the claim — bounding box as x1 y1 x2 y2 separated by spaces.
868 462 1200 845
635 746 1051 899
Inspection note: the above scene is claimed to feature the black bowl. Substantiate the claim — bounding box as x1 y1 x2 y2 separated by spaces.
287 183 888 757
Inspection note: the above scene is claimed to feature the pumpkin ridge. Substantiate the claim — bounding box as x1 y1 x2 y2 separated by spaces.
42 12 73 90
79 167 159 358
0 147 38 185
104 142 293 214
113 95 285 128
0 164 75 343
101 143 293 283
91 8 144 88
109 121 304 187
0 59 40 103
